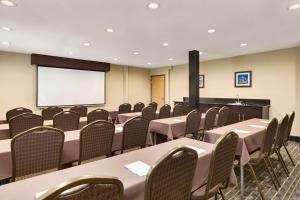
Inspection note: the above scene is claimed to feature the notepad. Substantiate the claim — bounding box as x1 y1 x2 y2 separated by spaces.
35 189 48 199
125 161 150 177
173 119 184 122
248 125 265 129
115 126 123 132
260 120 270 124
232 129 251 134
186 145 206 155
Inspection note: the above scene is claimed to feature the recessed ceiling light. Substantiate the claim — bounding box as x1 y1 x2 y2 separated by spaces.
240 43 248 47
288 4 300 11
208 29 216 33
148 2 159 9
68 51 73 55
162 42 169 47
168 58 174 61
106 28 115 33
83 42 90 46
199 51 203 55
0 0 17 7
1 41 10 46
133 52 140 55
113 58 119 61
1 26 12 31
147 62 152 65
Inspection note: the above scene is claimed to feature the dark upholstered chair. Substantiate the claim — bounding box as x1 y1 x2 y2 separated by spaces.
70 105 87 117
191 132 239 200
185 109 201 138
173 104 185 117
133 102 145 112
145 147 198 200
53 111 80 132
121 116 149 153
244 118 280 200
79 120 114 164
42 107 63 120
198 107 218 140
148 102 158 112
37 176 124 200
283 111 296 166
216 106 230 127
158 104 171 119
87 109 109 124
142 106 156 121
6 107 32 122
118 103 131 114
9 113 44 138
11 126 64 181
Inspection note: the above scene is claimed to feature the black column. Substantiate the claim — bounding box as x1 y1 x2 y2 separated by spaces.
188 50 199 111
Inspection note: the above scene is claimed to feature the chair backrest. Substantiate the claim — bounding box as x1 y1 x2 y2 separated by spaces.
11 126 64 181
185 109 201 137
37 176 124 200
118 103 132 114
87 109 109 124
274 114 289 149
217 106 230 127
260 118 278 156
158 104 171 119
9 113 44 138
142 106 156 121
122 116 149 152
53 111 80 132
133 102 145 112
145 147 198 200
148 102 158 111
204 132 239 199
42 107 63 120
173 104 185 117
6 107 32 122
285 111 295 142
204 107 219 130
79 120 114 164
70 105 87 117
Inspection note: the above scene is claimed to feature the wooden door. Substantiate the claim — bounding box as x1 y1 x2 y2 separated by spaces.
151 75 165 108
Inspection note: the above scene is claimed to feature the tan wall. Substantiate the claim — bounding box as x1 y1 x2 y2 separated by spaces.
295 48 300 137
151 47 300 136
0 51 151 115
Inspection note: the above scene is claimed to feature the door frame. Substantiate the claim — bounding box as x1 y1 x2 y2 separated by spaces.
151 75 166 105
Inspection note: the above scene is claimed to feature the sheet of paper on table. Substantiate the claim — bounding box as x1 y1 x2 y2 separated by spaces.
35 189 48 199
248 125 266 129
260 120 270 124
115 126 123 132
186 145 206 155
231 129 251 134
173 119 184 122
125 161 151 177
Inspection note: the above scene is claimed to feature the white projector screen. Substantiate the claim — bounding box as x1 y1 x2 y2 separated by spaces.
37 66 105 107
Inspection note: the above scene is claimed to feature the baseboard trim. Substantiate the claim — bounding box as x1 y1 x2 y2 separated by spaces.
289 136 300 143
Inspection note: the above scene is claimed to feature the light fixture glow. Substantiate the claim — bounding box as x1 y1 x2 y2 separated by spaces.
83 42 90 46
208 29 216 33
240 43 248 47
199 51 203 55
106 28 115 33
1 41 10 46
162 42 169 47
113 58 119 61
288 4 300 10
0 0 17 7
148 2 159 9
168 58 174 61
147 62 152 65
1 26 12 31
133 52 140 55
68 51 73 55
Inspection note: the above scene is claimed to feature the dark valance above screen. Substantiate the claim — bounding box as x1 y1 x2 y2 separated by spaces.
31 54 110 72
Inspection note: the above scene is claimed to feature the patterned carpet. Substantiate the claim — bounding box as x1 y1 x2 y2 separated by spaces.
219 141 300 200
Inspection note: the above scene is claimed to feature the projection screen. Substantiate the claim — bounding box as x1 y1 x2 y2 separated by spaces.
37 66 105 107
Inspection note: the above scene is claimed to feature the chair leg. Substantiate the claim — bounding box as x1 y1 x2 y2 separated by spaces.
283 143 296 166
219 189 226 200
266 157 281 188
275 149 289 177
247 163 265 200
263 158 279 190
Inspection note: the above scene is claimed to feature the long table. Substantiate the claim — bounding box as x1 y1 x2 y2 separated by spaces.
0 138 237 200
204 118 269 199
0 124 124 180
118 112 159 124
0 117 6 124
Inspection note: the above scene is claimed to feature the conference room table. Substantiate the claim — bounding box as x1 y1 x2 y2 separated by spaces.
0 138 237 200
0 124 124 180
118 111 162 124
204 118 270 198
147 114 206 145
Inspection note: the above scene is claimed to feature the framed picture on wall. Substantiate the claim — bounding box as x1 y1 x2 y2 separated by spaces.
199 74 205 88
235 71 252 87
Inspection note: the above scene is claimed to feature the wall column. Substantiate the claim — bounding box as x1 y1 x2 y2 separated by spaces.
189 50 199 111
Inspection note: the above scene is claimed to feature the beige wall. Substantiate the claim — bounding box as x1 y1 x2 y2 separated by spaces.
0 51 151 115
151 47 300 136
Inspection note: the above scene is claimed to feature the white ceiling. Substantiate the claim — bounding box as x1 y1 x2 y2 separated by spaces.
0 0 299 68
